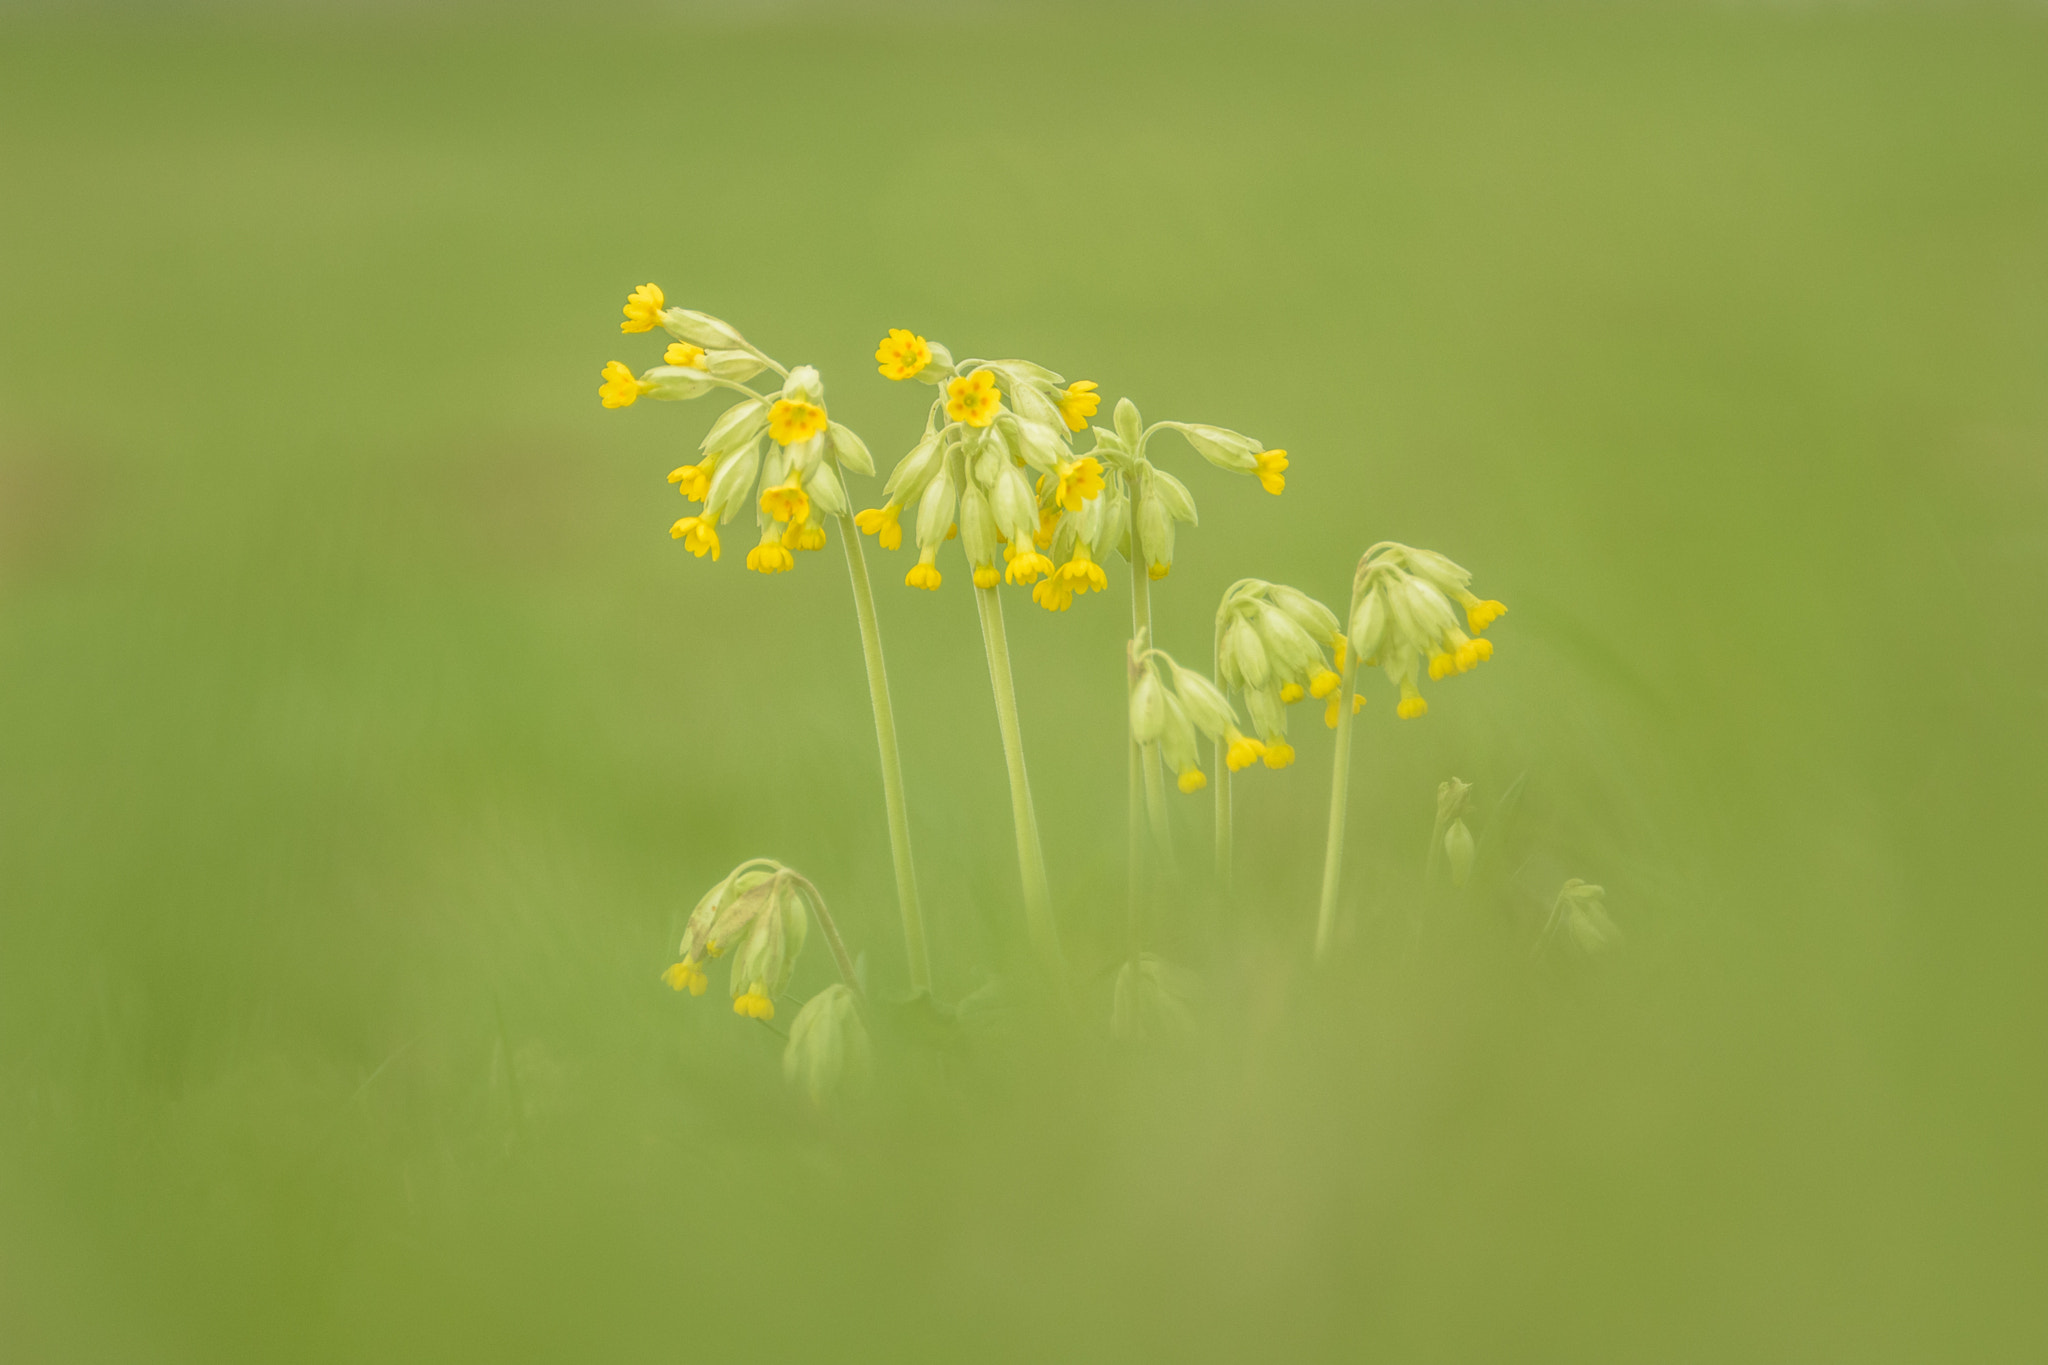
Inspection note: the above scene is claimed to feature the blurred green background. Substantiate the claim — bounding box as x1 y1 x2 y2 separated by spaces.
1 1 2043 1358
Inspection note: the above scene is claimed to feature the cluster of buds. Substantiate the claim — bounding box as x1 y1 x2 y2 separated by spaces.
1127 639 1250 793
1541 878 1620 953
782 983 871 1105
1346 543 1508 719
863 329 1112 602
1213 580 1350 769
598 284 876 573
662 858 812 1021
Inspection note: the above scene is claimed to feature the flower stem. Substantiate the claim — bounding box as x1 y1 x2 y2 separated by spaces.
834 510 930 995
1314 650 1361 961
1126 486 1170 856
973 584 1061 971
1212 616 1232 886
786 871 861 996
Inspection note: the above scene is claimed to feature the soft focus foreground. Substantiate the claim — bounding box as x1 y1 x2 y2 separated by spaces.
1 3 2043 1359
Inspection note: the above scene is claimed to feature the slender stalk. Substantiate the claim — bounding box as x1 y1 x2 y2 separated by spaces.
1127 687 1145 956
973 584 1061 970
834 509 931 994
787 871 861 996
1212 615 1232 885
1314 650 1361 961
1126 483 1170 855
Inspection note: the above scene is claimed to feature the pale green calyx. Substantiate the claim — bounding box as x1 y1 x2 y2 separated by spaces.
782 983 871 1104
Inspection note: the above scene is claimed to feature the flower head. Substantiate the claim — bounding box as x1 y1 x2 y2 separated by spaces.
670 514 721 560
1054 456 1105 513
664 341 706 368
854 504 903 551
1004 544 1054 586
599 360 652 409
905 550 942 590
747 531 795 575
1223 726 1266 772
875 328 933 380
621 282 665 334
1254 448 1288 495
760 471 810 525
662 958 709 996
1052 542 1107 598
1462 595 1508 633
1057 380 1101 433
946 370 1003 428
769 398 829 446
1031 576 1074 612
668 462 712 502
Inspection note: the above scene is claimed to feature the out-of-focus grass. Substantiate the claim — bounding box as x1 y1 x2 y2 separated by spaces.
0 2 2043 1359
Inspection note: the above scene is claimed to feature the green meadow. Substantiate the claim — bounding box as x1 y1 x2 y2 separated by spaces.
1 2 2042 1358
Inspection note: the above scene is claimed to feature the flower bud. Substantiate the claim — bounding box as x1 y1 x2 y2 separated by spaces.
826 421 875 476
781 365 824 406
1168 665 1237 737
1244 684 1286 741
915 465 957 550
1268 584 1338 644
1252 602 1322 678
702 440 761 520
641 366 716 402
1113 396 1143 449
702 349 771 382
960 480 999 570
700 397 769 457
1149 468 1199 525
729 875 809 1005
1130 667 1167 744
1222 615 1269 689
883 432 945 507
1137 487 1173 576
782 984 870 1104
807 462 849 518
1435 777 1473 826
1170 422 1260 473
1558 879 1620 952
1444 819 1475 887
991 463 1038 544
662 308 751 351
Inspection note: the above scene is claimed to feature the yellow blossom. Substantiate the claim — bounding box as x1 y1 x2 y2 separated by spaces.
1308 669 1341 699
1054 542 1107 597
973 565 1002 589
946 370 1002 427
747 532 795 575
793 520 827 551
855 504 903 551
1280 682 1305 704
768 399 829 446
1463 596 1507 632
875 328 932 380
1034 507 1061 549
760 472 810 525
1397 681 1428 719
1255 448 1288 495
664 341 706 368
1031 577 1075 612
1224 727 1266 772
1324 692 1365 728
1177 766 1208 794
599 360 651 409
733 982 775 1020
670 514 721 560
1262 740 1296 770
662 958 708 996
620 282 665 333
1057 380 1100 433
1054 456 1105 513
905 551 942 590
1004 544 1054 585
1148 561 1170 580
669 462 711 501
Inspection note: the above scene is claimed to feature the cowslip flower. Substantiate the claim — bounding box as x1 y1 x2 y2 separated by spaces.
661 958 709 996
1223 726 1266 772
1054 456 1105 513
668 462 712 502
1052 542 1107 597
854 504 903 551
905 550 942 590
1058 380 1100 432
1004 543 1054 585
760 472 810 526
946 370 1002 427
664 341 706 368
1255 448 1288 495
670 514 721 560
734 982 776 1020
875 328 932 380
599 360 652 409
747 532 795 574
621 282 665 334
768 398 829 445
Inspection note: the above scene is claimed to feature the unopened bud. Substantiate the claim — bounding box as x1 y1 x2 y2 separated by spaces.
782 983 870 1104
1444 819 1475 887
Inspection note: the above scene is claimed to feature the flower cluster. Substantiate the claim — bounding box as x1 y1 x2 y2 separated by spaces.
598 284 878 575
1346 543 1507 718
861 329 1111 600
1127 644 1251 793
663 859 811 1021
1213 580 1349 769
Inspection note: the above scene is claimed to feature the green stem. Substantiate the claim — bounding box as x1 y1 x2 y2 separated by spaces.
973 584 1061 970
1127 682 1145 956
1212 617 1231 886
1314 651 1361 961
786 871 861 997
1126 481 1170 857
834 510 930 994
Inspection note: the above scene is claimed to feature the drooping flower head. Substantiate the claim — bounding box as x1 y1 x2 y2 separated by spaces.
1346 543 1506 720
1214 579 1343 756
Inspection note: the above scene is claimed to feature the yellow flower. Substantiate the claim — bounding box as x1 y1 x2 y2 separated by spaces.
768 399 829 445
734 982 775 1020
794 521 827 551
747 533 795 574
1148 561 1170 580
875 328 932 380
1262 740 1296 769
1427 630 1493 680
855 504 903 551
1255 449 1288 495
1463 596 1508 632
1054 456 1105 513
669 514 721 560
1054 542 1108 597
664 341 706 368
905 550 942 590
1177 766 1208 794
662 958 708 996
1031 577 1074 612
620 282 665 334
973 565 1002 588
1397 681 1428 719
1324 692 1365 728
1279 682 1305 704
760 472 810 525
668 462 711 502
1057 380 1100 433
1034 507 1061 549
599 360 651 409
1004 545 1054 585
946 370 1002 428
1332 633 1348 670
1223 727 1266 772
1308 669 1340 699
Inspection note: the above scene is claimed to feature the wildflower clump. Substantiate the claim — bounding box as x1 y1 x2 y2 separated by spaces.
1213 580 1348 768
1345 543 1507 718
666 860 811 1022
